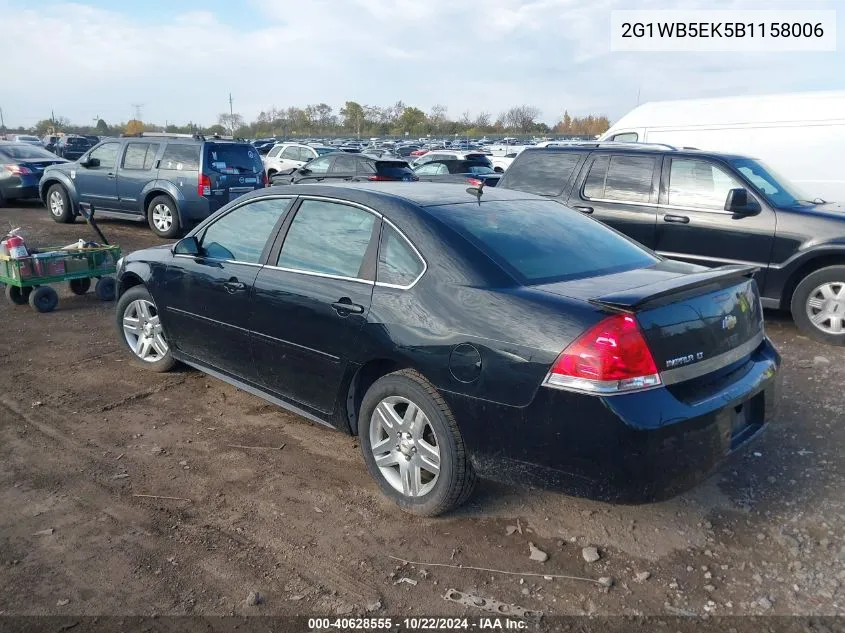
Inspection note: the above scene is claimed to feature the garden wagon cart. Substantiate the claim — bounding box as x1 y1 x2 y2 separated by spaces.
0 203 121 313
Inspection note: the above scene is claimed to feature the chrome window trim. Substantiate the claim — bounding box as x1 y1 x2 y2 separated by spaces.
375 217 428 290
262 264 375 285
581 197 654 208
656 251 769 268
660 330 765 386
173 254 263 267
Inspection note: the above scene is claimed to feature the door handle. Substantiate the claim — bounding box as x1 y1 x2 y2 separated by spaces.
664 214 690 224
572 205 593 214
223 279 247 293
107 172 116 179
331 298 365 315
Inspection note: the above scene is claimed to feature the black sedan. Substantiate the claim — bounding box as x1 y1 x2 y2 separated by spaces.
0 142 67 205
270 153 417 185
115 183 781 516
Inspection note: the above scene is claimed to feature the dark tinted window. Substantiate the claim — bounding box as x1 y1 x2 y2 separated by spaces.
161 144 200 171
276 199 376 278
65 137 91 147
431 199 657 283
88 143 120 170
375 161 414 177
330 154 358 173
583 155 609 198
201 198 292 263
603 155 655 203
505 151 582 196
205 143 262 175
378 224 424 287
122 143 159 170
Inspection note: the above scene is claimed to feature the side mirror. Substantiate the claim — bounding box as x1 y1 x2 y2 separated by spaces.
725 188 761 215
298 167 311 175
82 157 100 168
174 236 200 256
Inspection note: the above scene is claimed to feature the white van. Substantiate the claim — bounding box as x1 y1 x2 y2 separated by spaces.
600 91 845 202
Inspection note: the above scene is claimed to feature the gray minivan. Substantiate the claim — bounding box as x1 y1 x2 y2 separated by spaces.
40 133 266 238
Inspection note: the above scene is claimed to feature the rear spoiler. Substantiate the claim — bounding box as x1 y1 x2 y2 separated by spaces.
589 264 759 312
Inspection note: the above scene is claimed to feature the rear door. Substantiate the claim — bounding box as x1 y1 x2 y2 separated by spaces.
249 197 379 415
75 141 121 210
158 142 201 207
568 153 660 249
160 196 294 379
203 142 264 205
116 142 160 214
654 157 776 286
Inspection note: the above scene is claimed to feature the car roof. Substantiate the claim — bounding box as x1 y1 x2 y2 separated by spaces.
257 181 540 208
520 144 752 161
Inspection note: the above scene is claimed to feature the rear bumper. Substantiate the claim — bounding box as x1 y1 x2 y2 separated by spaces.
0 176 40 200
444 337 781 503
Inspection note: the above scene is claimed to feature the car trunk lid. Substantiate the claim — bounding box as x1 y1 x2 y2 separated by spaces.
537 262 764 382
204 143 265 204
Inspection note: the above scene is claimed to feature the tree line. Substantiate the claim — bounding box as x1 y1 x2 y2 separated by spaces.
16 103 611 139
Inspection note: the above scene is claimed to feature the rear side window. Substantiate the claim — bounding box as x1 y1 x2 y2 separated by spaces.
201 198 292 263
431 199 657 284
205 143 262 175
122 143 159 170
378 225 424 287
276 199 377 279
161 144 200 171
584 155 655 203
505 152 582 196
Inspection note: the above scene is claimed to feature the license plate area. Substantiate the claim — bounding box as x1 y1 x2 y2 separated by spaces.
730 392 765 448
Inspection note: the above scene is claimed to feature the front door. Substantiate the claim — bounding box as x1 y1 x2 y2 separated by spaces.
654 156 776 287
116 142 160 214
160 196 294 379
568 153 660 249
75 142 121 210
292 154 334 183
250 197 378 415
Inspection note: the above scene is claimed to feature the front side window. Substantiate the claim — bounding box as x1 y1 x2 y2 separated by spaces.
668 159 743 210
330 154 358 173
298 147 316 162
267 146 283 158
377 225 424 287
200 198 292 263
88 143 120 170
585 154 655 203
276 199 377 279
281 146 300 160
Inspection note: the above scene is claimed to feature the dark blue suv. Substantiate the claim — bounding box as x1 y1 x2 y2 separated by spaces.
39 133 267 238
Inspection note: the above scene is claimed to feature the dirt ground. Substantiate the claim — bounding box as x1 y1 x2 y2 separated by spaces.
1 202 843 623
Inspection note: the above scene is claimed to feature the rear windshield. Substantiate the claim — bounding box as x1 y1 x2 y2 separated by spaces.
0 145 59 160
375 161 413 176
431 199 657 284
205 143 263 175
66 138 92 147
315 147 335 156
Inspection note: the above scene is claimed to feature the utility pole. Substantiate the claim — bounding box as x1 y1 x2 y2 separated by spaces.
131 103 143 121
636 87 641 106
229 93 234 135
0 106 5 133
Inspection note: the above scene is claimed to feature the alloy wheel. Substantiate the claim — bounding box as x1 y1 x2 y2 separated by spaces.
151 204 173 232
806 281 845 334
49 190 64 217
122 299 169 362
369 395 441 498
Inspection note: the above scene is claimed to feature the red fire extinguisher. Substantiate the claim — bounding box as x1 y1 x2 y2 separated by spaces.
6 234 28 259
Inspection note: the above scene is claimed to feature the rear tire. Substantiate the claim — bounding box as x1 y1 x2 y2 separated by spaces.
147 195 181 239
791 266 845 345
47 184 74 223
358 369 476 516
5 285 32 305
28 286 59 312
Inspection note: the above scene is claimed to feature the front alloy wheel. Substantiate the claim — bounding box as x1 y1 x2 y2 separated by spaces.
122 299 169 363
369 396 441 498
806 282 845 335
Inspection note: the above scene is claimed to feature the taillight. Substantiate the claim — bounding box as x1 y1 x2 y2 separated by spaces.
544 314 661 394
466 177 483 187
368 174 398 181
4 165 32 175
262 171 269 187
198 173 211 196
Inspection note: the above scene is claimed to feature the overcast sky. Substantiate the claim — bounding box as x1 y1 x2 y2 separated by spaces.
1 0 843 128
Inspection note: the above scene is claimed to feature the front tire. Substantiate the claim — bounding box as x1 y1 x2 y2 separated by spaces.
358 369 476 516
147 195 181 239
116 286 176 372
791 265 845 345
47 184 74 223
